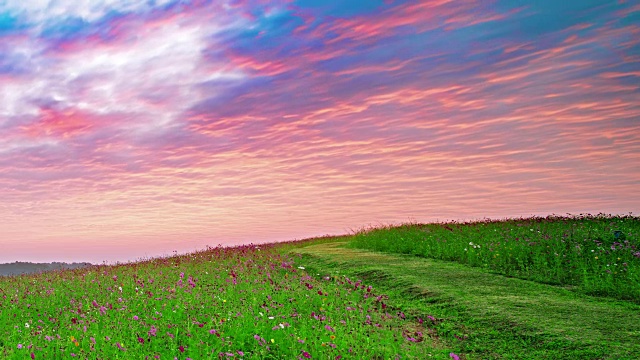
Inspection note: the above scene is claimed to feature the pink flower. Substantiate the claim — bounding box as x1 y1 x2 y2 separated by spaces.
133 315 139 320
179 345 185 353
301 351 311 358
450 353 460 360
148 326 157 337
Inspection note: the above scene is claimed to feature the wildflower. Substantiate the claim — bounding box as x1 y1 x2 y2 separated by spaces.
270 339 275 343
237 350 244 356
298 266 305 270
301 351 311 358
138 337 144 344
149 326 157 337
179 345 185 353
17 344 23 349
450 353 460 360
25 323 30 328
133 316 139 320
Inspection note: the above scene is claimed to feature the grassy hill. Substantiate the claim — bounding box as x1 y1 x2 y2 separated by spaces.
1 214 638 359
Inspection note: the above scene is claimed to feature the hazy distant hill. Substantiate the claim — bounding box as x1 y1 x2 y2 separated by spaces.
0 262 93 277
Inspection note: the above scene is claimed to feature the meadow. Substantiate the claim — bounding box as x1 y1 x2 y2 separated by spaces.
0 238 446 359
1 214 639 359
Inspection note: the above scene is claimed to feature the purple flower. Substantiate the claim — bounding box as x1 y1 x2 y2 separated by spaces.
301 351 312 358
450 353 460 360
133 315 139 320
138 337 144 344
17 344 23 349
148 326 157 337
324 325 335 332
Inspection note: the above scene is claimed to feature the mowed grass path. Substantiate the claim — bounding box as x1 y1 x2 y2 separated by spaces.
292 241 640 359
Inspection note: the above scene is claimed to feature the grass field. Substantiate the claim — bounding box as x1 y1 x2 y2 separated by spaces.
1 214 639 359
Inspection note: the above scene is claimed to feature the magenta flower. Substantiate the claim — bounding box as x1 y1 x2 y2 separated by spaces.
138 337 144 344
179 345 185 353
133 315 139 320
450 353 460 360
17 344 23 349
148 326 157 337
301 351 311 358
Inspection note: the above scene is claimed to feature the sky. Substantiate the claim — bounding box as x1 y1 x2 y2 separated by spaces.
0 0 639 264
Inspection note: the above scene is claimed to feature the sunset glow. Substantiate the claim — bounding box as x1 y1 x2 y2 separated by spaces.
1 0 639 263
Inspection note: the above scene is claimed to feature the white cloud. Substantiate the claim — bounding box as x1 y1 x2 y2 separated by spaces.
0 6 247 139
0 0 175 24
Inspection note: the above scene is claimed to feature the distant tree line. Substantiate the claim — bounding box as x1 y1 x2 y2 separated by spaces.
0 262 93 277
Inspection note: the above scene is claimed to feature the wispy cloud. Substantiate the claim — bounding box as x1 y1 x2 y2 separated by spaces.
0 0 638 263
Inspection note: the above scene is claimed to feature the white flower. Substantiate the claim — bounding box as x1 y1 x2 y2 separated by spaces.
278 323 285 329
469 242 474 246
259 312 264 317
268 316 275 320
464 248 468 251
25 323 30 328
118 287 123 292
298 266 305 270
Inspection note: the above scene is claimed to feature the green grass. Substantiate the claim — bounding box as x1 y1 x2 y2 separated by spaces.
1 214 639 359
348 214 640 301
292 241 640 359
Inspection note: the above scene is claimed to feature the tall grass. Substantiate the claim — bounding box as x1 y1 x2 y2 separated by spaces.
348 214 640 301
